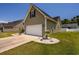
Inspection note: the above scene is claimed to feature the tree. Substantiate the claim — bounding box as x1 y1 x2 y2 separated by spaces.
19 27 24 35
71 18 77 23
62 19 70 24
76 16 79 25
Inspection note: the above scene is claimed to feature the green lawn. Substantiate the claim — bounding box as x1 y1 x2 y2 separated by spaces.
0 32 79 55
0 32 16 38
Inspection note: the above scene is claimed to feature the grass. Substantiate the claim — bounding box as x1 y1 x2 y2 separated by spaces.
0 32 16 38
0 32 79 55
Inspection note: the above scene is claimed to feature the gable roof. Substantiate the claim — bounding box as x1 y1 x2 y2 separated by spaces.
0 20 23 28
23 4 60 23
31 4 60 20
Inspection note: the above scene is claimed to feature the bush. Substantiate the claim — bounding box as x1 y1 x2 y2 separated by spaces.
19 28 24 34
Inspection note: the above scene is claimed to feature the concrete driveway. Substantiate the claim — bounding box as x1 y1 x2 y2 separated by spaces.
0 34 32 53
0 34 60 53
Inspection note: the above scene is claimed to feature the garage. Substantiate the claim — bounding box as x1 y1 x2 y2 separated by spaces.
26 24 42 36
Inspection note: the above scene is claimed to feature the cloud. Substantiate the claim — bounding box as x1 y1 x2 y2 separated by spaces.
0 20 8 23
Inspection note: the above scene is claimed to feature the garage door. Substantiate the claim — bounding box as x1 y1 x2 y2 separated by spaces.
26 24 42 36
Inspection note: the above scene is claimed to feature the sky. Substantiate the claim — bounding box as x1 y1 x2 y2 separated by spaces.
0 3 79 23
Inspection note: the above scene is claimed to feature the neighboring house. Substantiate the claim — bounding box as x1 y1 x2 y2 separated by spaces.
62 22 79 29
23 4 61 36
61 22 79 32
0 20 23 32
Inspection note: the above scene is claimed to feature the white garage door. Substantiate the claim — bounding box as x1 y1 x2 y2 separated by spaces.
26 24 42 36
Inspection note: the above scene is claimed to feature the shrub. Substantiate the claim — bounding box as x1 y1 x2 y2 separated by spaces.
19 28 24 34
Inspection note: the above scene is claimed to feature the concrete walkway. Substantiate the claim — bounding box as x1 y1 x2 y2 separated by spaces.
0 34 60 53
24 34 60 44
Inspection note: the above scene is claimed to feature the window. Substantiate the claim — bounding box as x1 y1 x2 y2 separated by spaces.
30 9 36 18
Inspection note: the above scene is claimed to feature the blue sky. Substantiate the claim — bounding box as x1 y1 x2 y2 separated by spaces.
0 3 79 23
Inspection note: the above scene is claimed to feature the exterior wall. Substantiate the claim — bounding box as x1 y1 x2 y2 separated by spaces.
3 22 23 32
47 19 56 32
55 20 61 32
3 29 17 32
14 22 24 32
3 28 20 32
25 7 45 25
24 6 45 36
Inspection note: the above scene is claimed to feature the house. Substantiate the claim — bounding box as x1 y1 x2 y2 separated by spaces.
0 20 23 32
62 22 79 29
61 22 79 32
23 4 61 36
